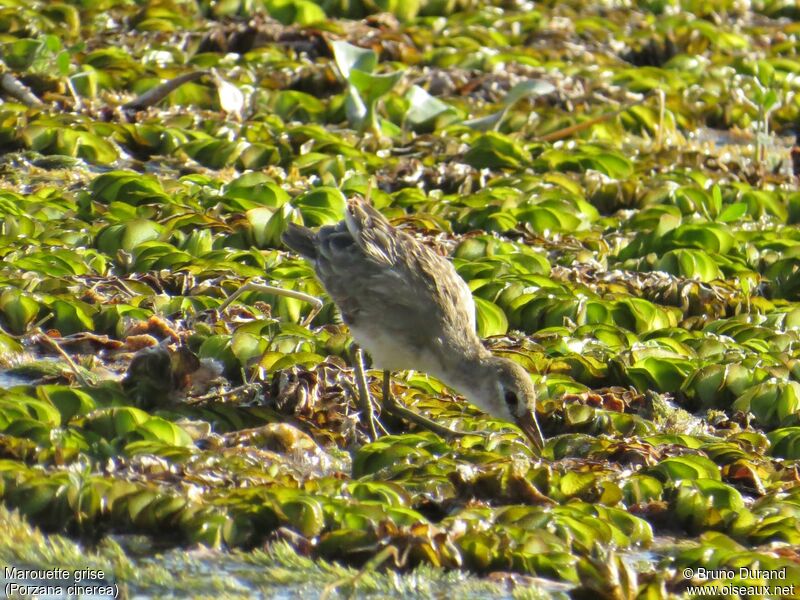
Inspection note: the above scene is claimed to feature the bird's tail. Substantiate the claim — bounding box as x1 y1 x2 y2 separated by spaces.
345 196 391 238
282 223 318 260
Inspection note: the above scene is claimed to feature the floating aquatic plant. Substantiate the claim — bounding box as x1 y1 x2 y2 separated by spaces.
0 0 799 597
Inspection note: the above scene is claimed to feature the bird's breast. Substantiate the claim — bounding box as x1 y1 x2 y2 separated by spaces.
349 323 443 374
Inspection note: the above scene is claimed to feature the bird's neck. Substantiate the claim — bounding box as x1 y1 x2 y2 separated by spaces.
433 347 497 412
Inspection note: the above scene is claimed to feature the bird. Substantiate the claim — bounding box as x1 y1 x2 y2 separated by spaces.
282 197 545 449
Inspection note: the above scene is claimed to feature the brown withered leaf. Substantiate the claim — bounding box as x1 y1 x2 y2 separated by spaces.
124 315 181 343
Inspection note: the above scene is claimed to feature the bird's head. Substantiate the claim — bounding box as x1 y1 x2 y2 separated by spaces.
474 356 545 449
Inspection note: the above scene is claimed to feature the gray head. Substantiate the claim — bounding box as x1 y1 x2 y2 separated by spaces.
463 356 545 449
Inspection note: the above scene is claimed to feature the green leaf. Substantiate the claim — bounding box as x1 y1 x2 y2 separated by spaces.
503 79 556 106
56 50 71 77
294 187 346 226
465 133 531 169
0 290 41 335
330 41 377 79
767 427 800 459
81 407 150 440
404 85 454 129
223 173 290 209
733 381 800 429
96 220 164 254
131 417 194 447
281 496 325 537
348 70 403 107
649 455 721 482
655 249 723 282
182 139 247 169
265 0 326 25
717 202 748 222
246 203 302 248
91 171 169 205
50 300 95 335
37 386 96 423
474 296 508 337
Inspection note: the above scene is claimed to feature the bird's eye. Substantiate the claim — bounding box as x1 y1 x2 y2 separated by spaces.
504 390 518 409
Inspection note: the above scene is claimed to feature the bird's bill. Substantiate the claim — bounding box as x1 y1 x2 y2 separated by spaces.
516 411 545 450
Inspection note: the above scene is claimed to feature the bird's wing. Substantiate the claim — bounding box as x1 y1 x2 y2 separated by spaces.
314 199 477 340
350 199 476 332
404 235 477 334
344 199 399 265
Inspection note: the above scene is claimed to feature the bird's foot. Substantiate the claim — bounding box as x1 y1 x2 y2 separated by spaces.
351 361 474 441
382 401 468 439
381 370 468 439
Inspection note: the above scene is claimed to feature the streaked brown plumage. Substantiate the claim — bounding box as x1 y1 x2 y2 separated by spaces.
283 198 544 448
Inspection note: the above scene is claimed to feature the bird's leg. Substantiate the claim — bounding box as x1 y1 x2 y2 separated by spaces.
219 281 323 327
381 370 467 439
353 348 381 442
